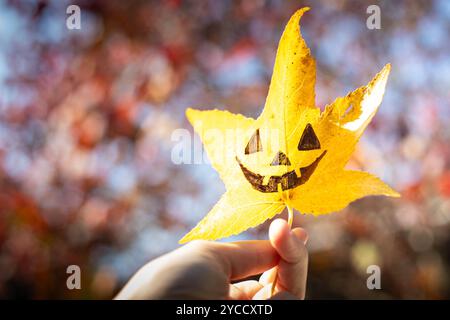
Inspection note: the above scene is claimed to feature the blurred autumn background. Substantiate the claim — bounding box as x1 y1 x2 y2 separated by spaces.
0 0 449 299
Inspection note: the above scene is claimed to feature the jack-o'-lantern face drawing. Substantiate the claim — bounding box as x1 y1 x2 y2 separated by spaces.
180 8 399 244
236 124 327 193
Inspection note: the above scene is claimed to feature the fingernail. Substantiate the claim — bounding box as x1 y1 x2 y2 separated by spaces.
291 228 308 244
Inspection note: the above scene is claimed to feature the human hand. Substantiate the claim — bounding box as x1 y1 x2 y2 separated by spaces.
115 218 308 300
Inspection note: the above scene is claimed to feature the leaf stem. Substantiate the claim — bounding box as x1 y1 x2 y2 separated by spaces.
287 205 294 228
271 205 294 297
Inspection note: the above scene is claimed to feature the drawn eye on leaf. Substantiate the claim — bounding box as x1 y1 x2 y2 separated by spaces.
298 123 320 151
245 129 263 154
180 7 399 245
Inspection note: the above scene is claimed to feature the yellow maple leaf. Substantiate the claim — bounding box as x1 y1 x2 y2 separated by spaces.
180 7 399 244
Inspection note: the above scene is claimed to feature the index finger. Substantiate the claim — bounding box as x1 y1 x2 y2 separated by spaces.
207 240 279 281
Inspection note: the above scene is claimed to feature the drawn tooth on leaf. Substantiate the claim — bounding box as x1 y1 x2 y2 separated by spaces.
180 7 399 244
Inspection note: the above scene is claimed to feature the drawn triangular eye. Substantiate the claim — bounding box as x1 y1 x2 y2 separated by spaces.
245 129 263 154
298 123 320 150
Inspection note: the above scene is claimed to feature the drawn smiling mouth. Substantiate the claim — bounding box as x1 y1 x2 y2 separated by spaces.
236 150 327 193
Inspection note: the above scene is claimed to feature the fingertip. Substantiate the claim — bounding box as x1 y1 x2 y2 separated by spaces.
252 284 272 300
269 221 307 264
259 266 277 286
269 219 289 247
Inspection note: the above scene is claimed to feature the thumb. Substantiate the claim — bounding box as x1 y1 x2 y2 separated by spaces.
269 219 309 299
